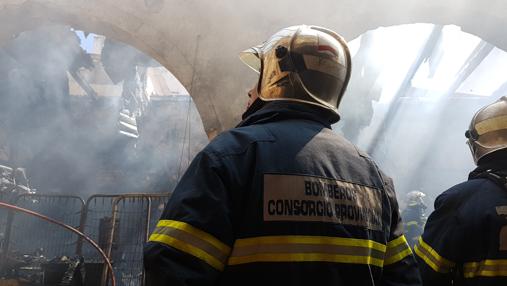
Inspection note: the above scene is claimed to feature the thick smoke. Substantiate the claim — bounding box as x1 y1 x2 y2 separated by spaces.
1 21 505 212
0 25 208 198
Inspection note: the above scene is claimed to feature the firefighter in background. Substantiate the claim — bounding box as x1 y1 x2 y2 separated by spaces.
144 25 421 285
401 191 427 248
415 96 507 285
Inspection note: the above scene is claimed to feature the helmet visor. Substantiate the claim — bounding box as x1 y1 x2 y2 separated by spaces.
239 46 262 73
239 26 300 72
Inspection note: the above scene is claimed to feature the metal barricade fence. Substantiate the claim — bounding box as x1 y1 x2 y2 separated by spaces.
107 194 170 286
107 196 150 286
78 195 120 260
79 193 170 286
147 195 169 235
0 192 170 286
2 194 85 259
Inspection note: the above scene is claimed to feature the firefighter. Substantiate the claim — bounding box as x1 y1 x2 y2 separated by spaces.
402 191 427 248
415 96 507 285
144 25 421 285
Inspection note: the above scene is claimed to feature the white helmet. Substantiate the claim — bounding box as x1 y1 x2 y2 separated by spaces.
406 191 426 206
240 25 352 119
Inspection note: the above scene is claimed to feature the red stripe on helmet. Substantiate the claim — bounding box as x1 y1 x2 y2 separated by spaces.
318 45 338 57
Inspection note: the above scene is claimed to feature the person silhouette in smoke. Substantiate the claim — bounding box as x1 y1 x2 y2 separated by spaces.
401 191 427 248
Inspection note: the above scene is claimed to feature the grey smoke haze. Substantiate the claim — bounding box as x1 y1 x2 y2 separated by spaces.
0 25 208 198
0 20 506 211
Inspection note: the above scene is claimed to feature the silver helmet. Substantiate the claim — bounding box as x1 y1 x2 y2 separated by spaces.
239 25 352 118
466 96 507 164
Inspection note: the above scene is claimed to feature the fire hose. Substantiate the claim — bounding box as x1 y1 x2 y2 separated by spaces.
0 201 116 286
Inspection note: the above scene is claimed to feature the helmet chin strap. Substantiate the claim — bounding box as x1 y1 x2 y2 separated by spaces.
241 97 266 120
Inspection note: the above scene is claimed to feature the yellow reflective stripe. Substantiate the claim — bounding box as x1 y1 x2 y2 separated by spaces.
385 248 413 266
386 235 408 249
405 221 418 227
149 233 226 270
414 237 455 273
156 220 231 254
149 220 231 271
231 242 385 258
464 259 507 278
233 235 386 252
151 226 229 263
384 235 413 266
414 245 440 272
475 115 507 136
228 253 385 268
228 235 386 268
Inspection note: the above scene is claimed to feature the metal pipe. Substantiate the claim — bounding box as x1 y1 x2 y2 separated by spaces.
0 201 116 286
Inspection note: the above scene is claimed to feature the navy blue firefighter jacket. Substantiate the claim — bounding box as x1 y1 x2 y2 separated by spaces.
416 158 507 286
144 101 421 286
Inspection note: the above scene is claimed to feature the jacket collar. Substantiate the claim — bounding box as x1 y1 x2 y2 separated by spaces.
469 157 507 180
236 101 335 129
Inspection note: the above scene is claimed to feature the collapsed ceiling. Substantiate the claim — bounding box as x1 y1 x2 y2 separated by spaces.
1 0 506 137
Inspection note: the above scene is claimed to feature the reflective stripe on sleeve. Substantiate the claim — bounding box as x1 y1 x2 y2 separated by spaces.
384 235 413 266
464 259 507 278
227 235 386 267
414 237 455 273
148 220 231 271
